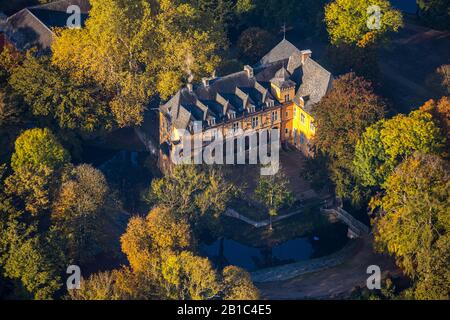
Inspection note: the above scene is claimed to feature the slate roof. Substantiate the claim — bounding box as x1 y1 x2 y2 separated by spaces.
294 58 333 113
162 39 333 133
161 67 279 132
259 39 301 66
4 0 90 52
270 66 296 89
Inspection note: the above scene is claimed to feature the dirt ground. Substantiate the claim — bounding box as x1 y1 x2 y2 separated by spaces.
256 234 401 300
378 19 450 113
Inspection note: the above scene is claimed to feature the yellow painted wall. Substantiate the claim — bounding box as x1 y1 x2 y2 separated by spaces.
292 102 315 146
270 84 295 104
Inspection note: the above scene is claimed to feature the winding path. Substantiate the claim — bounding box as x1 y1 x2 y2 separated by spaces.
255 234 400 299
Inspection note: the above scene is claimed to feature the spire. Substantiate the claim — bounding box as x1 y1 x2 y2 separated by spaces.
282 23 286 40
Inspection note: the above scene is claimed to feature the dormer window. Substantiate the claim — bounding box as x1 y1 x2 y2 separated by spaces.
266 100 274 108
228 111 236 120
247 106 256 113
193 122 202 132
208 118 216 126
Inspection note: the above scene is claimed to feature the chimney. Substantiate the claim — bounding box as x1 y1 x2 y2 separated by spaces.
187 83 193 92
301 50 312 64
244 65 254 78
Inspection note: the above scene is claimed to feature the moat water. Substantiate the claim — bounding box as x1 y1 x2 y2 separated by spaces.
200 224 349 271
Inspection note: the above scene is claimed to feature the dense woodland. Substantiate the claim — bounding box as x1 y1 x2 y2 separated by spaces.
0 0 449 300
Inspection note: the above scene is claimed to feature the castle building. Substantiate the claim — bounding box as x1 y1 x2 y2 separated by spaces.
159 39 333 165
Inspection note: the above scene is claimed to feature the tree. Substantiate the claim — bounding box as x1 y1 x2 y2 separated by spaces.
0 89 20 128
68 267 156 300
354 109 445 187
311 73 386 204
147 165 238 222
120 207 224 300
5 128 70 216
237 27 275 63
370 153 449 299
221 265 259 300
417 0 450 30
0 215 63 300
325 0 403 48
425 64 450 97
5 164 56 216
120 207 192 275
419 97 450 157
254 169 293 230
52 0 226 127
161 251 221 300
51 164 120 264
10 128 70 172
8 52 112 135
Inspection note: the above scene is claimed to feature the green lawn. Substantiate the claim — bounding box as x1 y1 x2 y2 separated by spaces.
219 203 328 247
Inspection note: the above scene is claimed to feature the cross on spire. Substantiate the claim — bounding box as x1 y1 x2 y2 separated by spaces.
282 23 286 39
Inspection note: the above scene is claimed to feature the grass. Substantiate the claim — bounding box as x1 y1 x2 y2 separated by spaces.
229 198 267 221
219 202 328 247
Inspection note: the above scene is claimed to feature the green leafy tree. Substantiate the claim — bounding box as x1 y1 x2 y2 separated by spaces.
147 165 238 222
10 128 70 172
254 169 293 230
325 0 403 48
370 153 449 300
0 214 63 300
6 128 70 216
311 73 386 204
354 109 445 187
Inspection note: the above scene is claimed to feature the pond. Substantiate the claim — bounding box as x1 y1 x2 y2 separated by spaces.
200 226 349 272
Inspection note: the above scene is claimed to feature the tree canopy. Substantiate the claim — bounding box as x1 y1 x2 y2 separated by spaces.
311 73 386 203
51 0 226 127
354 109 445 187
51 164 120 263
147 165 238 222
325 0 403 47
10 128 70 172
255 169 293 229
370 153 449 300
8 52 113 135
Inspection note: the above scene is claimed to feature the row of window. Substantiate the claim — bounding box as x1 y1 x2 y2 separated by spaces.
295 108 315 132
198 108 315 133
